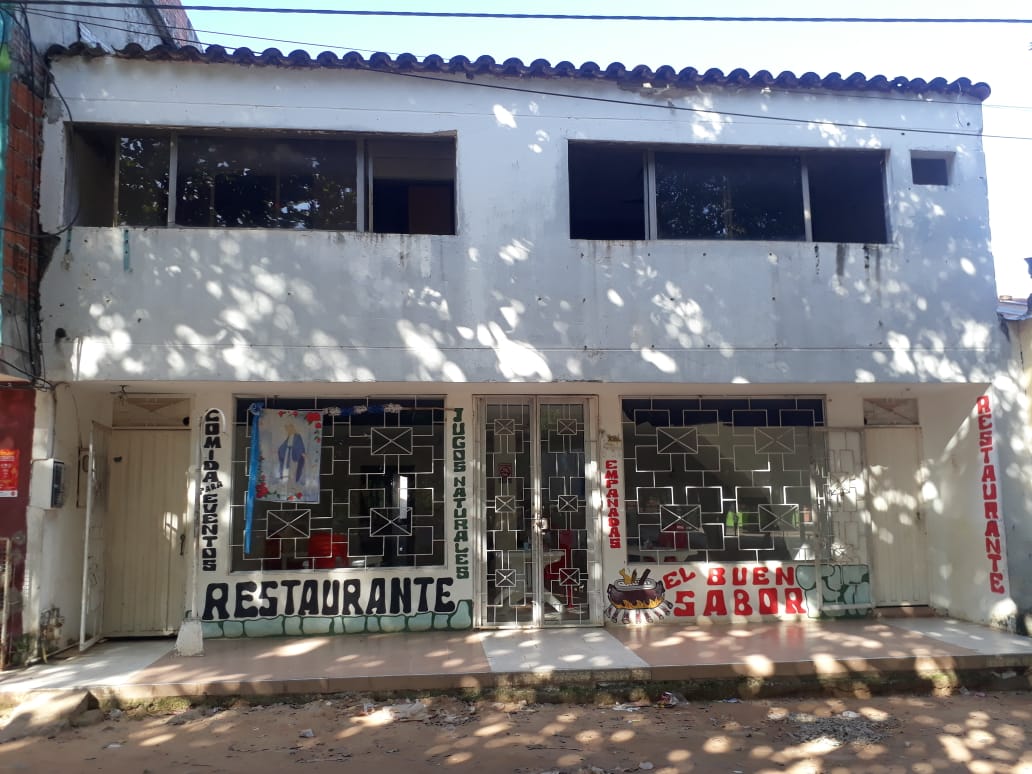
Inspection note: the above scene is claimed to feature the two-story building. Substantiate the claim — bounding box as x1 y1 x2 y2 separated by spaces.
0 4 196 666
25 43 1026 653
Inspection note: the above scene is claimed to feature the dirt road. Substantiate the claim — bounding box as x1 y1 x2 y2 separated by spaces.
0 690 1030 773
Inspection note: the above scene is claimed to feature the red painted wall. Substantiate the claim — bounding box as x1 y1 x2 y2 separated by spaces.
0 386 34 651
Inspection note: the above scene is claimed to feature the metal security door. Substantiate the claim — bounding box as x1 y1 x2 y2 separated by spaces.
80 422 111 651
479 398 599 628
811 429 872 615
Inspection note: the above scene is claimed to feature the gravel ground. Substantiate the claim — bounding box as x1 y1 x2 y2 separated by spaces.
1 690 1031 772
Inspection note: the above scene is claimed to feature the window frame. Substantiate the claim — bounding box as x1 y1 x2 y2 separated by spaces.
652 149 809 241
172 133 361 231
568 142 890 244
910 151 952 187
620 395 827 566
229 396 449 573
73 125 458 235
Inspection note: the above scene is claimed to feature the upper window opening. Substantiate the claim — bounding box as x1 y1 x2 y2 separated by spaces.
367 139 455 235
862 397 919 426
118 135 171 227
568 144 645 240
71 127 456 235
910 153 950 186
655 151 804 240
807 152 887 243
176 136 357 230
569 143 889 244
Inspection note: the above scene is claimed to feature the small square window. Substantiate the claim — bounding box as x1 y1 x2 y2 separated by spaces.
862 397 919 426
911 155 949 186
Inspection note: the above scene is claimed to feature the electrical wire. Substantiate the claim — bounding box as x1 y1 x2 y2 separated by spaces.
8 3 82 239
0 357 35 380
0 357 52 389
39 74 79 237
1 4 47 381
13 4 1032 24
389 69 1032 141
53 382 83 446
18 6 1025 387
26 6 394 56
25 5 1032 118
20 2 47 381
35 14 1027 141
16 0 1032 260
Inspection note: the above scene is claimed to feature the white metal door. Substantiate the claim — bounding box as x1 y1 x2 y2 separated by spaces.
866 427 929 606
810 429 872 615
79 422 111 651
103 430 191 636
478 397 601 628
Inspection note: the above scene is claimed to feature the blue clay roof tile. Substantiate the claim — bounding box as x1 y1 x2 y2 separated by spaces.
44 43 991 100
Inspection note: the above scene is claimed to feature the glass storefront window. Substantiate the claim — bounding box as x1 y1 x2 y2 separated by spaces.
621 396 825 564
230 397 446 571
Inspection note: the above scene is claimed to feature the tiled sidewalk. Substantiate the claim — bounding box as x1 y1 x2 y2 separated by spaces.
1 618 1030 701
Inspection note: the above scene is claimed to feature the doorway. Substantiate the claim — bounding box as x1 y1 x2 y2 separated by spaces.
103 429 192 636
478 397 600 628
866 427 929 606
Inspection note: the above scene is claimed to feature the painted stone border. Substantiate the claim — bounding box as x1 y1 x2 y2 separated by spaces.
202 600 473 638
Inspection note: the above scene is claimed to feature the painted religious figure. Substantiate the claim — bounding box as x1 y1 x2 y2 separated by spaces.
278 420 307 483
255 409 322 503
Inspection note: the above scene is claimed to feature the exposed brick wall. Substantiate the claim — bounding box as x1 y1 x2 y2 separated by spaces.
155 2 199 46
1 2 193 345
2 9 48 368
2 74 44 361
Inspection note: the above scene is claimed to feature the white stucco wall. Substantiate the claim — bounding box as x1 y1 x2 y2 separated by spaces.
920 387 1017 627
28 54 1024 637
116 382 1008 634
25 387 109 651
27 379 1019 637
38 57 997 389
996 321 1032 634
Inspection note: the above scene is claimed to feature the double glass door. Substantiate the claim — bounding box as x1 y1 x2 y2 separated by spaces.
479 397 599 627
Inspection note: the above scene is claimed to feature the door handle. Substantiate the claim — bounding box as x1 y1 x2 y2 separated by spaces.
180 533 186 556
535 518 548 531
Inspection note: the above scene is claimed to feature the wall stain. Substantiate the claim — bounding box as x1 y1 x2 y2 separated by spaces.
835 244 846 277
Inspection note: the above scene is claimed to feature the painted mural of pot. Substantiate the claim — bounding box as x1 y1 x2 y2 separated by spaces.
604 568 674 624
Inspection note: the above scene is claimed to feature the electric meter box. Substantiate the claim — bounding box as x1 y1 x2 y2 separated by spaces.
30 459 66 509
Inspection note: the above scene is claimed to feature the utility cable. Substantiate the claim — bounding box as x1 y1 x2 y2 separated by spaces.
24 6 1032 120
5 3 49 380
369 69 1030 142
12 4 1032 24
35 17 1023 141
25 6 393 56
